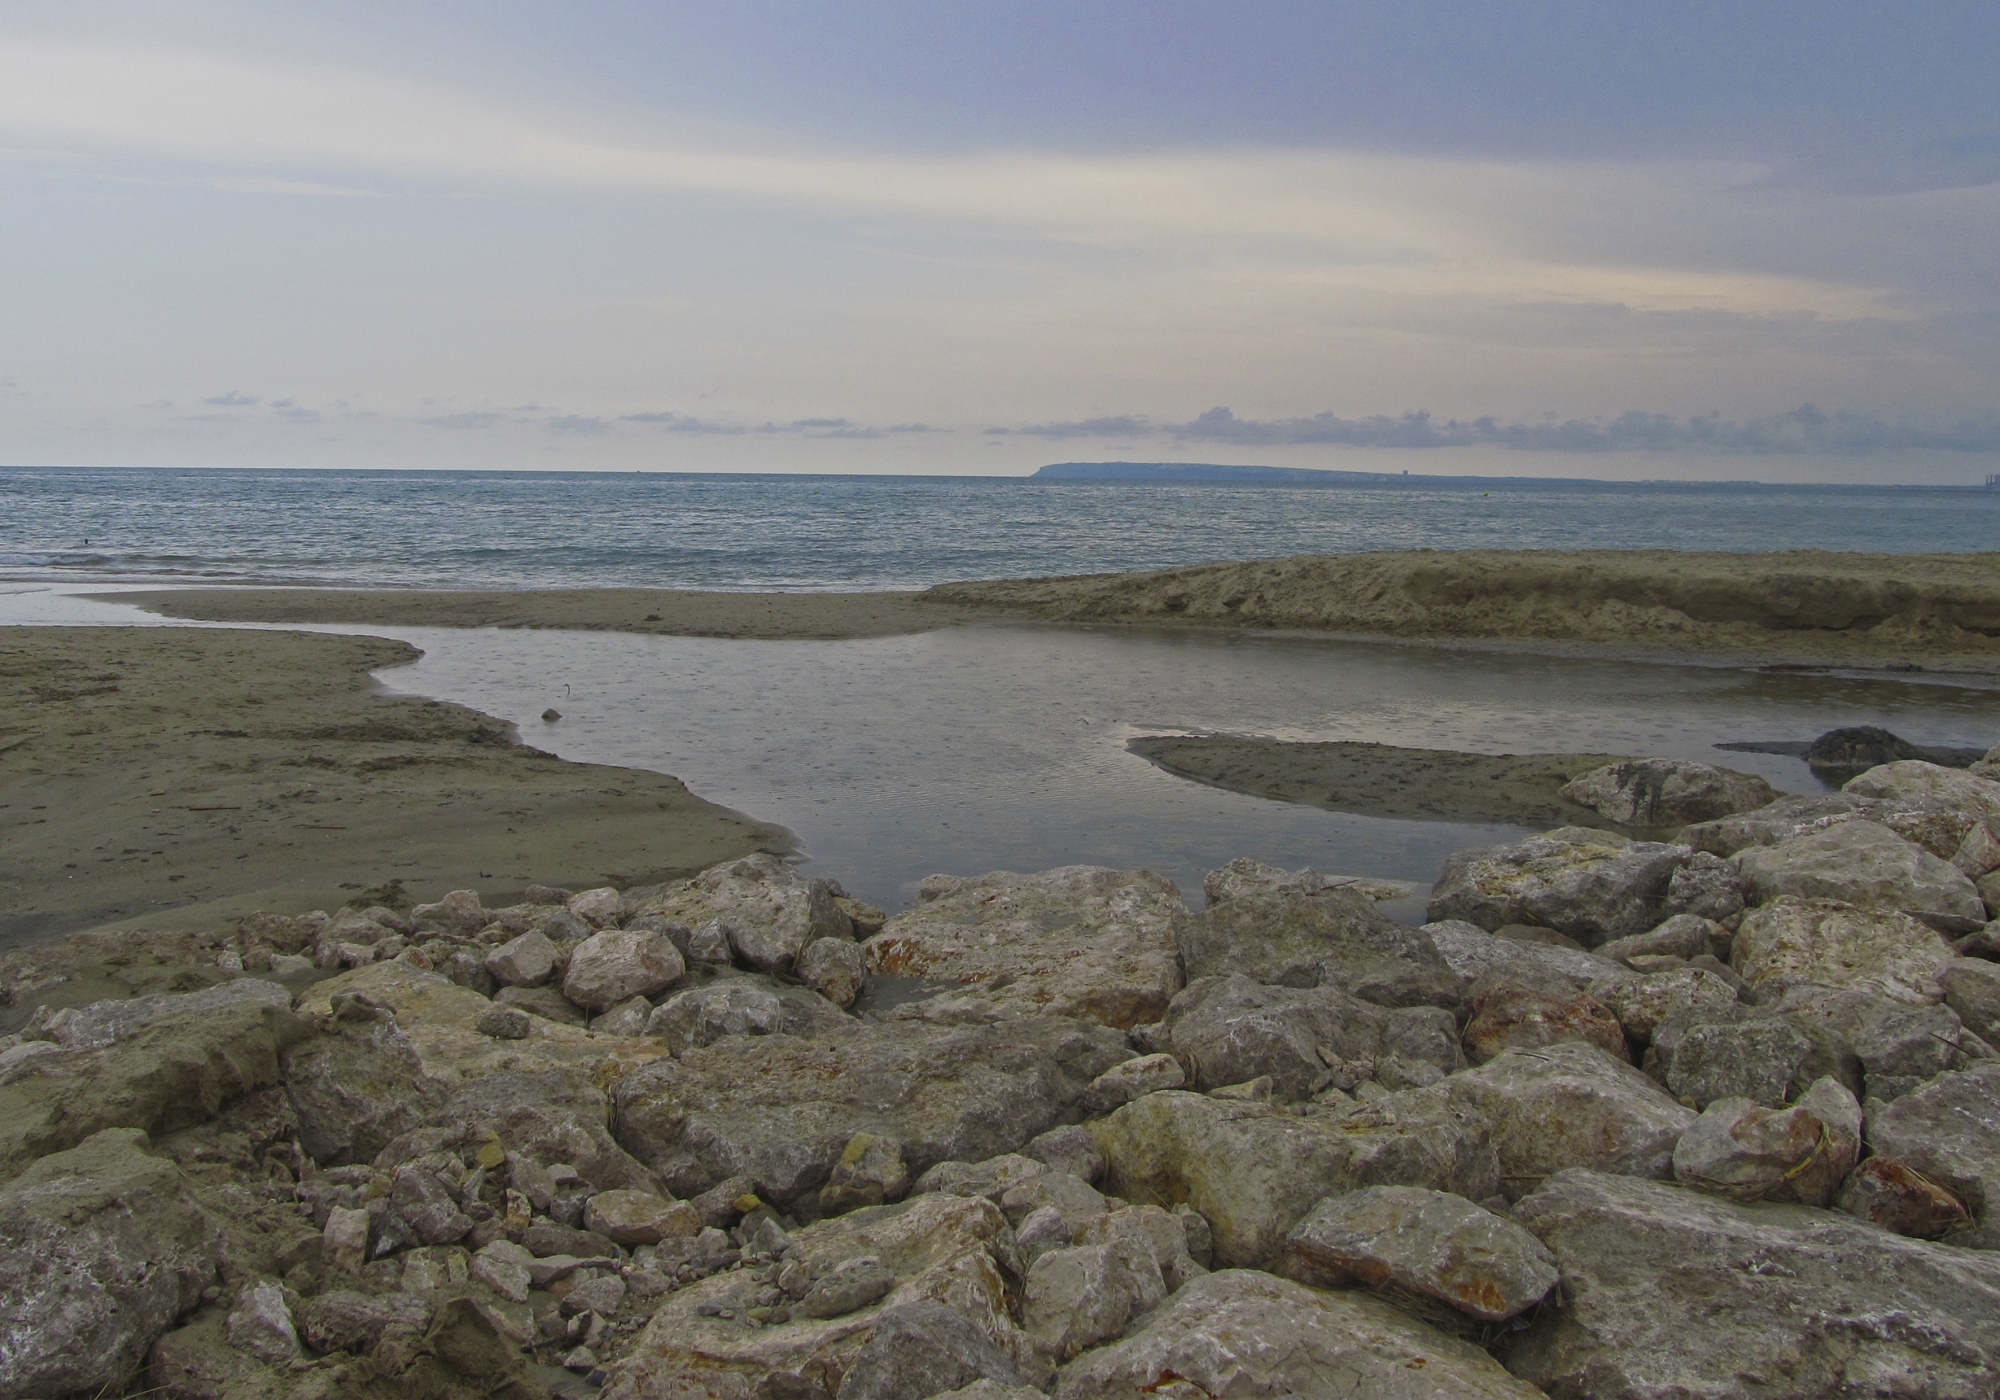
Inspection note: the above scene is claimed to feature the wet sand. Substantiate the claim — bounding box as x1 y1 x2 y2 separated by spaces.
0 627 787 948
113 548 2000 669
1128 735 1642 830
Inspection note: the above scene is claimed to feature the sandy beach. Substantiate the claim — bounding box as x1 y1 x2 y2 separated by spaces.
113 547 2000 670
0 627 786 949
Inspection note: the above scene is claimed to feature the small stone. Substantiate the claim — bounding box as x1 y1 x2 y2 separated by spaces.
1024 1124 1105 1184
1287 1185 1559 1321
472 1239 534 1304
797 936 866 1008
324 1205 370 1270
560 1274 627 1317
795 1257 895 1318
542 709 562 722
563 929 685 1011
567 887 625 928
1087 1053 1187 1113
226 1279 301 1365
474 1007 533 1040
584 1189 701 1245
819 1131 911 1216
485 930 557 987
1836 1157 1971 1239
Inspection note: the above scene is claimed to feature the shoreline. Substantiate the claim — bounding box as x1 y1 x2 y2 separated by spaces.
0 626 788 950
103 546 2000 671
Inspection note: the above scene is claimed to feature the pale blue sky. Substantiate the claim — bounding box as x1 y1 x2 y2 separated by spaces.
3 2 1997 477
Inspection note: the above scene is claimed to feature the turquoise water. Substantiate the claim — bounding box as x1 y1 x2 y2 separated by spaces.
4 466 1997 590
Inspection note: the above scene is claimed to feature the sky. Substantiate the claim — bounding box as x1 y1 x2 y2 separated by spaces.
2 1 1998 480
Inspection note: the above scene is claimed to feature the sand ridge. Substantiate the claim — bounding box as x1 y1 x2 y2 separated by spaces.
0 627 787 948
111 548 2000 669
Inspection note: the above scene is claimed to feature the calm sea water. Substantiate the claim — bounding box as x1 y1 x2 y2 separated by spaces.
3 466 1997 589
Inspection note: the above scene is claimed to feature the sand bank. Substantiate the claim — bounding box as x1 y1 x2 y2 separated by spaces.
0 627 786 947
113 586 972 639
111 549 2000 668
1129 735 1639 830
929 549 2000 669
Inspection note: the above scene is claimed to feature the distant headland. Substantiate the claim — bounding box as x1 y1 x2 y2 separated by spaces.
1030 461 1999 491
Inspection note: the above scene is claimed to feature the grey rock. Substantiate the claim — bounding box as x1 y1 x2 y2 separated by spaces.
612 1015 1130 1210
912 1154 1048 1202
799 936 867 1009
1838 1157 1973 1240
1181 890 1458 1007
1645 1004 1825 1108
37 978 294 1052
629 853 851 974
929 1383 1046 1400
1683 790 1883 857
1000 1171 1106 1235
485 929 557 987
1734 819 1988 934
1670 1078 1861 1206
591 994 655 1037
0 1129 222 1398
1954 816 2000 879
1423 918 1633 999
474 1006 532 1039
413 889 485 933
1866 1062 2000 1239
1506 1168 2000 1399
1596 912 1734 966
492 983 587 1025
1155 973 1463 1100
563 929 685 1011
392 1161 474 1244
646 979 784 1051
1559 757 1776 827
296 1287 433 1352
283 1010 446 1165
820 1131 911 1216
442 949 498 996
1089 1088 1499 1267
1014 1204 1073 1263
1598 965 1738 1042
1662 851 1749 924
1084 1052 1185 1112
1775 984 1994 1100
1941 956 2000 1042
839 1299 1034 1399
1462 983 1629 1065
224 1278 300 1366
865 865 1187 1028
1428 827 1691 945
1286 1185 1558 1321
1023 1124 1105 1185
471 1238 534 1303
1053 1269 1545 1400
1022 1244 1141 1360
1846 759 2000 820
1429 1042 1696 1196
567 885 626 928
1731 896 1960 1004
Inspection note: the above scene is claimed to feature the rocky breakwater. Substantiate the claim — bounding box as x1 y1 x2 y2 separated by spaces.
1 750 1999 1397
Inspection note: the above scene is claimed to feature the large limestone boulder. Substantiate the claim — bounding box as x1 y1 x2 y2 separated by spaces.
1643 1005 1829 1108
1559 757 1776 828
562 928 686 1011
1421 919 1633 999
1179 890 1457 1007
1733 820 1988 934
1429 1042 1696 1196
1730 896 1959 1004
1683 790 1978 863
1846 759 2000 819
863 867 1186 1028
297 959 667 1087
1670 1078 1861 1206
1088 1090 1498 1267
1866 1063 2000 1247
1286 1186 1558 1322
603 1192 1038 1399
1202 857 1415 906
1941 956 2000 1042
644 976 851 1053
611 1016 1131 1210
1428 828 1692 946
1053 1269 1546 1400
1506 1168 2000 1399
0 1129 223 1399
281 1002 449 1165
630 852 852 974
1774 984 1994 1101
1150 974 1463 1100
0 984 306 1181
1462 983 1629 1065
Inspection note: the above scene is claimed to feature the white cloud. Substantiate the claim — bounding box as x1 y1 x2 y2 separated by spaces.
0 39 1922 321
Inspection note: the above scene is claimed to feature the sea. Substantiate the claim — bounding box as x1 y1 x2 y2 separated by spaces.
4 465 1999 914
4 466 1999 590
